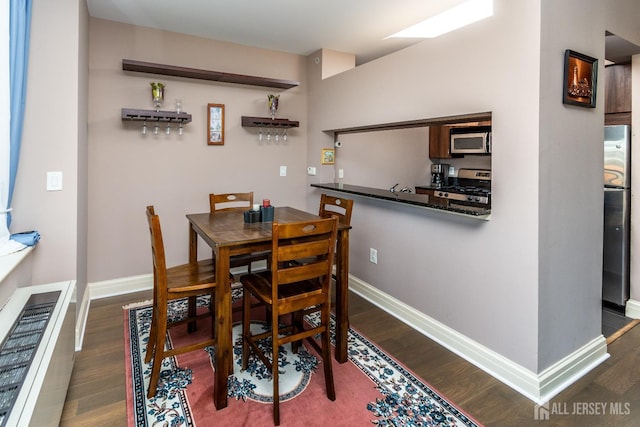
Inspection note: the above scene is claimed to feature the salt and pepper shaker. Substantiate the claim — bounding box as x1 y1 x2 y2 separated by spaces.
260 199 274 222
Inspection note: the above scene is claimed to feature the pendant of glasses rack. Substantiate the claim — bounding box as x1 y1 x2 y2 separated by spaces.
140 119 185 136
258 127 287 142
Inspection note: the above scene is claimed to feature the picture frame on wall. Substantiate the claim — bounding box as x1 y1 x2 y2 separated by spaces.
562 49 598 108
321 148 335 165
207 103 225 145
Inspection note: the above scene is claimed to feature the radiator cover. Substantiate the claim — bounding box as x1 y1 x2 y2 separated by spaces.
0 281 75 427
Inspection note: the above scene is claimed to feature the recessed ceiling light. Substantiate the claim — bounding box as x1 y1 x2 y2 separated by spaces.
387 0 493 39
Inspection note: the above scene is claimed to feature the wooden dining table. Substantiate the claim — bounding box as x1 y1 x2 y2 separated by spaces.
186 206 352 410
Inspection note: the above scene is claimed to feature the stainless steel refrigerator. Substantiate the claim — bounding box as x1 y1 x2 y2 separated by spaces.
603 124 631 307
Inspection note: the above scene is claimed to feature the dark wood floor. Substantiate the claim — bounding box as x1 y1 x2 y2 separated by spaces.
60 290 640 426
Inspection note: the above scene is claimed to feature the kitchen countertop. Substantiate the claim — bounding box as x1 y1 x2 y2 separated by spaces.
310 183 491 220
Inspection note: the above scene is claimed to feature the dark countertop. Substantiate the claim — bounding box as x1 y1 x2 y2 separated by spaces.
310 183 491 219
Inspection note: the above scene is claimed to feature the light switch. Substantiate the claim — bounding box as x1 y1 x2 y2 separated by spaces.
338 169 344 178
280 166 287 176
46 171 63 191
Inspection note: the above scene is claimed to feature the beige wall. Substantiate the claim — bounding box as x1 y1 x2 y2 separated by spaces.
87 19 308 281
307 0 544 372
12 0 87 295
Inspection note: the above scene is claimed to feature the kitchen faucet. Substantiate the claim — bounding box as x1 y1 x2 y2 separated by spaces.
389 184 412 193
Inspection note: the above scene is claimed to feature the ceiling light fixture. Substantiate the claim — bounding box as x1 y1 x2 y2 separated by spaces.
387 0 493 39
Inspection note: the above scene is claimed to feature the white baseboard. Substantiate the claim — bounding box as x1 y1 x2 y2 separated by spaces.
89 274 153 300
348 275 609 405
625 298 640 318
74 284 90 351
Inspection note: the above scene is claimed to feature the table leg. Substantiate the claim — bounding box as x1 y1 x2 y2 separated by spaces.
189 224 197 264
213 246 231 409
334 229 350 363
188 224 198 332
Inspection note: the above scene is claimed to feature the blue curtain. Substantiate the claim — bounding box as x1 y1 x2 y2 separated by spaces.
8 0 32 226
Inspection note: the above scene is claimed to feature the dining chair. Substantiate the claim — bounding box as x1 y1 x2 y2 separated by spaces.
318 193 354 226
144 206 217 398
290 193 353 269
209 192 270 275
240 217 338 426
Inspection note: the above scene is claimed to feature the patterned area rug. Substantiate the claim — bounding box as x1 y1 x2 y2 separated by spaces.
124 292 482 426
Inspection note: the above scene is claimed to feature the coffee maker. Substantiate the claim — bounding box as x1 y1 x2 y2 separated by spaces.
430 163 450 188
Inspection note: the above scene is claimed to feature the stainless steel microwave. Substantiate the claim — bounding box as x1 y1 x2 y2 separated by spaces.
450 126 491 155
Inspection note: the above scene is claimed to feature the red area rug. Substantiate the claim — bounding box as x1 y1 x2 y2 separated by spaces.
124 295 482 426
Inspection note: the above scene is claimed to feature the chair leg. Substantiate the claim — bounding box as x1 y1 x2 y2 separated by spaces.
144 305 158 364
291 311 303 353
272 322 280 426
321 303 335 401
187 295 198 332
241 287 251 370
147 309 167 398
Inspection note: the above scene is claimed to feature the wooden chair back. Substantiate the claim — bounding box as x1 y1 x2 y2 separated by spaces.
209 192 253 213
318 193 353 226
146 206 167 293
270 217 338 308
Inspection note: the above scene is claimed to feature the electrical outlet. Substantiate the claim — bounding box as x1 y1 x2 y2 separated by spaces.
280 166 287 176
307 166 316 176
338 169 344 178
449 166 455 176
369 248 378 264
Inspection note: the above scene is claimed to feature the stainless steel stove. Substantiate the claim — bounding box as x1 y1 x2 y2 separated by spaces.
433 168 491 208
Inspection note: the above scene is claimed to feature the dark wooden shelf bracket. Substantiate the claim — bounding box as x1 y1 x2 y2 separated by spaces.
241 116 299 128
122 59 300 90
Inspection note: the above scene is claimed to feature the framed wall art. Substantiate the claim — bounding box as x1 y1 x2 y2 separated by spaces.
207 103 225 145
563 49 598 108
321 148 335 165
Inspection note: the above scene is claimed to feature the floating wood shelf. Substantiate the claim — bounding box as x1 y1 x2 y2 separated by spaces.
241 116 300 128
121 108 192 124
122 59 300 90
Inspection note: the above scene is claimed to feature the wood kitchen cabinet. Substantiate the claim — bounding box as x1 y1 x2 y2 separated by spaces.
415 187 435 196
428 125 454 159
605 64 631 114
415 187 448 206
605 63 632 125
429 120 491 159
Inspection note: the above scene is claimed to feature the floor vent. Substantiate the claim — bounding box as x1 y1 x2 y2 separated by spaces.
0 291 60 426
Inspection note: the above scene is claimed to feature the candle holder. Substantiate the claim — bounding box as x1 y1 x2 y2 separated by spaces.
151 82 165 111
267 94 279 119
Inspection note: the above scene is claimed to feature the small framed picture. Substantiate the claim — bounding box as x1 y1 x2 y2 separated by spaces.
321 148 335 165
563 50 598 108
207 103 225 145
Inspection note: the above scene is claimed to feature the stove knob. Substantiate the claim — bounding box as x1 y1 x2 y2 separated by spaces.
467 196 474 202
443 192 449 197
